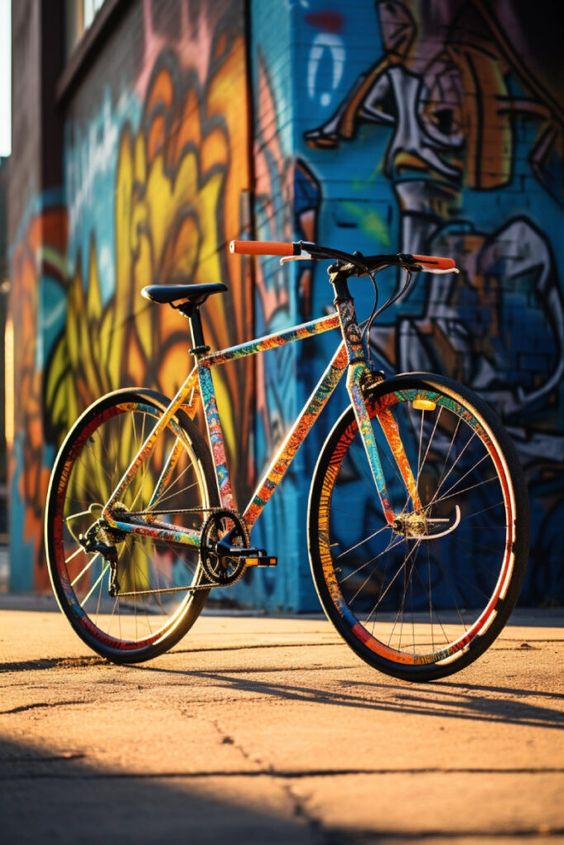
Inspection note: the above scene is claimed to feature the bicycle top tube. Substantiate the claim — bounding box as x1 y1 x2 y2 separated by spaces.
229 239 458 276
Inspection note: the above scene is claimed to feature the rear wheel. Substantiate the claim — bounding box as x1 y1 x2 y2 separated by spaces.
45 389 217 663
308 374 529 681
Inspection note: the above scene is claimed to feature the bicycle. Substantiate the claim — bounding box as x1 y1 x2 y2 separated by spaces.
44 239 529 681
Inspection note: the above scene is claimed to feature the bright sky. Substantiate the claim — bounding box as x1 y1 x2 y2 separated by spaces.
0 0 11 157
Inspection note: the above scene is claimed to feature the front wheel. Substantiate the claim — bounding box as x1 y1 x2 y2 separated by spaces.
308 373 529 681
45 389 217 663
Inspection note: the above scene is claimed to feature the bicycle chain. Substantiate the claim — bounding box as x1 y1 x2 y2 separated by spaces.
195 557 248 591
131 506 228 516
112 506 250 594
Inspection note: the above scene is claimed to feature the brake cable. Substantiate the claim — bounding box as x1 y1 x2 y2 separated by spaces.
360 263 415 369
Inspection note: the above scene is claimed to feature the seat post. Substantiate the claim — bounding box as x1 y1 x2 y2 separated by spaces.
179 302 210 357
141 283 226 356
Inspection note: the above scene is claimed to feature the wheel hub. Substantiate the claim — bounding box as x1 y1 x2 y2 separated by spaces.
392 505 461 540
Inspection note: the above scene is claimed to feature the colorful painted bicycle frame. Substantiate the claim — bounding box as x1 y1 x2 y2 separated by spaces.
46 237 530 680
101 265 422 555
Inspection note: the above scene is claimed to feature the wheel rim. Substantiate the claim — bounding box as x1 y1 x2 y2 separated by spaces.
49 401 209 652
316 386 517 667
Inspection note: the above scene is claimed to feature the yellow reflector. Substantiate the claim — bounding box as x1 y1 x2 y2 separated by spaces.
412 398 437 412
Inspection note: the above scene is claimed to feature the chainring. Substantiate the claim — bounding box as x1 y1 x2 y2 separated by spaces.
199 509 249 586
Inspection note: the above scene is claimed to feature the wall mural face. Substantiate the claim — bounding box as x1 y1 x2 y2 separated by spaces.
296 0 564 603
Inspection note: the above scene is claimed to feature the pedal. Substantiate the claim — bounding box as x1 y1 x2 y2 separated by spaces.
216 538 278 568
243 552 278 568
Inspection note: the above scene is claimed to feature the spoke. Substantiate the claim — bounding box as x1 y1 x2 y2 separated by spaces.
386 542 422 647
107 592 121 638
147 476 201 512
364 538 423 624
340 532 409 584
70 551 102 586
427 544 435 651
451 533 508 558
430 465 495 507
458 498 505 521
417 405 444 482
432 411 461 491
95 562 105 625
336 521 392 560
65 545 87 566
81 563 110 607
412 551 468 639
129 414 152 512
427 431 479 507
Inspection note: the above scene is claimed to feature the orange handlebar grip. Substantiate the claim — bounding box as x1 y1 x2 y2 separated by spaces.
229 240 296 256
413 254 456 271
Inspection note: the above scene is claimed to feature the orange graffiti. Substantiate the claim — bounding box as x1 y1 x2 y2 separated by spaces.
10 207 68 589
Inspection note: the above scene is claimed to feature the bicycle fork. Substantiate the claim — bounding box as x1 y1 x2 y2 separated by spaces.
329 267 422 530
330 266 455 538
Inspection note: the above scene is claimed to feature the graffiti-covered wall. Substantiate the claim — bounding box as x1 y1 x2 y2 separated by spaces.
9 0 256 593
8 0 564 607
252 0 564 606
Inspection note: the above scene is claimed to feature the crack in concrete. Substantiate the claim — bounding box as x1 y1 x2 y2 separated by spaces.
209 717 263 769
283 780 327 844
1 699 86 715
2 766 562 780
208 716 329 842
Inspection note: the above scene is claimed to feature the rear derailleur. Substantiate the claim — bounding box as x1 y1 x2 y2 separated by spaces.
79 519 125 597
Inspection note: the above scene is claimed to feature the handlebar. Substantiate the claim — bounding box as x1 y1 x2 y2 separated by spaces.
410 254 456 272
229 240 457 274
229 240 297 257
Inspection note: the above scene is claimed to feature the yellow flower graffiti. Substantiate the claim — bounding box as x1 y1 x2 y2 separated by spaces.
46 39 254 517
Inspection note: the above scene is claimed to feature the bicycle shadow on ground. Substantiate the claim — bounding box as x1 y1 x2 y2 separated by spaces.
0 735 315 845
1 647 562 731
131 658 564 731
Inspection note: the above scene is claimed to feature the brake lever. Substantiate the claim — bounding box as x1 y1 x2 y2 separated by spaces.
416 266 460 275
280 253 312 265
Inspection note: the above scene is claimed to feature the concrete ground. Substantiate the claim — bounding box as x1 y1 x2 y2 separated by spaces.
0 595 563 844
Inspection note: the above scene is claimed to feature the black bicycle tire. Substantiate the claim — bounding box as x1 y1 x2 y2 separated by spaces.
45 388 218 664
308 372 529 682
